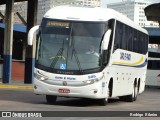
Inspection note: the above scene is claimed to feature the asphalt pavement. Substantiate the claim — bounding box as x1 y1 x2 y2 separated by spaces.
0 79 160 120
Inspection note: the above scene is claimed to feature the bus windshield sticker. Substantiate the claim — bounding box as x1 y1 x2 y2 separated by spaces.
47 21 70 28
60 64 66 70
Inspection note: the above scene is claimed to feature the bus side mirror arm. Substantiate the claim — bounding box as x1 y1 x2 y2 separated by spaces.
28 25 40 46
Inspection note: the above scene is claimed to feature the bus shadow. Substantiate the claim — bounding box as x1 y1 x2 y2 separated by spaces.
47 97 120 107
0 89 121 107
145 85 160 89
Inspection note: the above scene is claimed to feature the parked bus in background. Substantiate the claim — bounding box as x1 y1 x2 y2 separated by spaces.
28 6 149 105
146 48 160 87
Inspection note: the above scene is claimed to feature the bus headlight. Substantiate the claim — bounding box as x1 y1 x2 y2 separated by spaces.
83 75 104 85
34 73 48 81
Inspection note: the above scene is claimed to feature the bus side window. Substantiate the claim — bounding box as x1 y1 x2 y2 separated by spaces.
133 30 138 53
121 24 127 50
145 34 149 54
128 26 133 51
140 33 145 54
113 21 121 52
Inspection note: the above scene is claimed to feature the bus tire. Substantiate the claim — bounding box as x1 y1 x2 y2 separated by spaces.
46 95 57 104
119 96 127 101
98 85 110 106
98 98 108 106
134 83 138 101
126 87 134 102
127 82 138 102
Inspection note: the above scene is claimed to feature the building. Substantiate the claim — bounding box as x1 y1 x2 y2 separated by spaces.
37 0 100 24
12 0 101 25
104 0 159 27
83 0 100 7
12 0 82 25
0 5 5 23
14 2 27 25
37 0 80 24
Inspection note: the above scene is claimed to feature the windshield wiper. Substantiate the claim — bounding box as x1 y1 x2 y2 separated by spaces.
50 38 65 68
50 48 64 68
71 48 83 74
70 24 83 74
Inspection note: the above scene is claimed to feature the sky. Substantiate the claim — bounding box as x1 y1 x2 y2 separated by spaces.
106 0 160 4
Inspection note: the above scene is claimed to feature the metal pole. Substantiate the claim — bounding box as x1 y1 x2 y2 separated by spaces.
3 0 14 83
24 0 38 83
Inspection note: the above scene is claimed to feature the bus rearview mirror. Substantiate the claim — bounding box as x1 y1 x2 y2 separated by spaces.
102 29 111 50
28 25 40 46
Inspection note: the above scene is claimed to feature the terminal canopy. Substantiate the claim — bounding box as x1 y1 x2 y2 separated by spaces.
0 0 27 5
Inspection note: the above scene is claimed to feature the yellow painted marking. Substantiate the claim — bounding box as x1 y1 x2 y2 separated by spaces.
0 85 33 90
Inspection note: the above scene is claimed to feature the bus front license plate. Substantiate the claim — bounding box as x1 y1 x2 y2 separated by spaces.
58 89 70 93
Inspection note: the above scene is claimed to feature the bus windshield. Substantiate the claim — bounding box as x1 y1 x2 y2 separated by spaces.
35 18 107 74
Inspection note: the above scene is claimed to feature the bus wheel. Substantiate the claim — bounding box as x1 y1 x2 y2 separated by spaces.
134 83 138 101
98 98 108 106
98 86 109 106
127 83 138 102
46 95 57 104
119 96 127 101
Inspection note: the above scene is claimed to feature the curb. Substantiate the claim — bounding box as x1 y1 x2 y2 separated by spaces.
0 82 33 90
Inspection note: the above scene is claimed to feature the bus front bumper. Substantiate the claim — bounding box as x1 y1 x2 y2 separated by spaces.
33 79 107 99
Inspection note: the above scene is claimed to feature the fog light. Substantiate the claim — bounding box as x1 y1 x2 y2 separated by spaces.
94 90 98 94
34 85 37 89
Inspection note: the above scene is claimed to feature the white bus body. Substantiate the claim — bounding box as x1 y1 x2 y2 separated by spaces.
146 48 160 86
28 6 148 105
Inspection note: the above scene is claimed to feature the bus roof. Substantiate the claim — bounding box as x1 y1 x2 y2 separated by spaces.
44 6 148 34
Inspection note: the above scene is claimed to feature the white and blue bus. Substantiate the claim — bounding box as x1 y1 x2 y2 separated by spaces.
146 48 160 87
28 6 149 105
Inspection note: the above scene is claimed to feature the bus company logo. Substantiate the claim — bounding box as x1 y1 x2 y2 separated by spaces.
63 81 67 86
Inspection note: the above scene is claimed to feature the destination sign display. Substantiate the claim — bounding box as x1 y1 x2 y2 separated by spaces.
47 21 70 27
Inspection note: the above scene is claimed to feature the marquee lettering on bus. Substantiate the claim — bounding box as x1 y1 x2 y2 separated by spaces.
47 21 70 27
